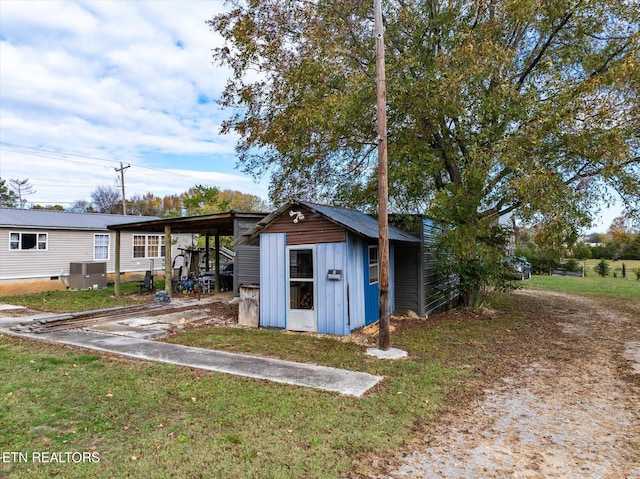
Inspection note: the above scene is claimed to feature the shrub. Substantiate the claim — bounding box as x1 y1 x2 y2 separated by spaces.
529 253 561 275
564 258 582 273
594 259 610 277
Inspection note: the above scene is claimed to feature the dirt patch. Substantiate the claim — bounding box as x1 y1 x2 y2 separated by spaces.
372 289 640 479
169 300 240 331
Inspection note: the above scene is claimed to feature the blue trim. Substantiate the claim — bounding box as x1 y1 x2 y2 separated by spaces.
363 243 379 325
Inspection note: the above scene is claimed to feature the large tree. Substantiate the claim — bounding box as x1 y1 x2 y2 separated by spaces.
0 178 18 207
209 0 639 304
91 186 122 214
9 178 36 209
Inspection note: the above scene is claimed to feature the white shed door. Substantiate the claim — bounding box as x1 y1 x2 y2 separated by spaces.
286 246 317 332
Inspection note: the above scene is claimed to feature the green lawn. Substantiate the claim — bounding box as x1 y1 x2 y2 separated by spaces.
0 281 155 313
1 304 526 478
583 259 640 279
527 273 640 301
2 278 638 478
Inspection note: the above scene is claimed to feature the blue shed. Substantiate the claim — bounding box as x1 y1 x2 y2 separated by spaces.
237 201 420 336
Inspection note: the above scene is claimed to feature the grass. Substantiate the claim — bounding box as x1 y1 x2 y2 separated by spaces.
1 277 637 478
582 259 640 279
0 281 157 313
0 301 527 478
527 272 640 301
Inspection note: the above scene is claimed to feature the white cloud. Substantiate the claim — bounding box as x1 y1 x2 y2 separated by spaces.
0 0 250 207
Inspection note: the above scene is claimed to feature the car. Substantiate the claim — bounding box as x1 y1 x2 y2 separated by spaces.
506 256 531 280
220 262 233 291
199 262 234 291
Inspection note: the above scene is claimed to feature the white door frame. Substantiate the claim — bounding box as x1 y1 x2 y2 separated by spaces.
286 245 317 332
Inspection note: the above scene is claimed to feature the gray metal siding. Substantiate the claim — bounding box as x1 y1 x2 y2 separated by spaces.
316 242 349 335
393 243 421 315
422 220 449 314
259 233 286 329
235 217 262 237
389 245 395 316
235 245 260 294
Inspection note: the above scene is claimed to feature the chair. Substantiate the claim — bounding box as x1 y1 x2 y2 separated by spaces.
138 271 154 295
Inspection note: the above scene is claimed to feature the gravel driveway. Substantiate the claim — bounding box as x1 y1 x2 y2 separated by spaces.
378 289 640 479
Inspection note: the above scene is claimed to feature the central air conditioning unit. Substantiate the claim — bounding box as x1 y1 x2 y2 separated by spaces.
69 262 107 290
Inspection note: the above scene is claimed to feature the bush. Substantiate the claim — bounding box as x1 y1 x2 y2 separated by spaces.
564 258 582 273
571 242 592 260
529 254 561 275
594 259 610 277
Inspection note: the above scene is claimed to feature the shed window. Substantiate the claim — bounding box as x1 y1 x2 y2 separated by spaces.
368 245 379 284
94 234 109 260
9 232 47 251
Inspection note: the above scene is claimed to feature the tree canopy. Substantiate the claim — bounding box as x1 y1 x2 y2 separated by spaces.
91 186 122 214
209 0 640 304
0 178 18 207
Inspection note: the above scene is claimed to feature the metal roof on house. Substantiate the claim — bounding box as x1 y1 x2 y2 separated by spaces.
237 201 420 244
0 208 159 231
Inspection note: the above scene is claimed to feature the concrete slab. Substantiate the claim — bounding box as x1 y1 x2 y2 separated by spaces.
0 303 26 311
86 321 170 340
0 327 383 397
366 347 408 359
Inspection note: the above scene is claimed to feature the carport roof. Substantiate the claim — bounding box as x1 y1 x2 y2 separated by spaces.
106 211 268 236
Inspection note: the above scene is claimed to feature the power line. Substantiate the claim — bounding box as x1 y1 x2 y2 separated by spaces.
0 141 237 183
0 141 269 198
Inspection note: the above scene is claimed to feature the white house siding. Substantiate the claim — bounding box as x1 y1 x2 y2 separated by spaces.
0 228 190 282
316 242 349 335
259 233 286 329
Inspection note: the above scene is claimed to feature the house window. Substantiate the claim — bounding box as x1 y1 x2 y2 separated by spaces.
133 235 165 258
368 245 379 284
148 235 160 258
94 234 109 260
133 235 146 258
9 232 47 251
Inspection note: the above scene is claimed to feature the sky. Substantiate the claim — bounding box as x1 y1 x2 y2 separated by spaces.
0 0 624 232
0 0 269 208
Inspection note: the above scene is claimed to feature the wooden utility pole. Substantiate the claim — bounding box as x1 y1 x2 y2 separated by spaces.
114 162 130 215
374 0 390 350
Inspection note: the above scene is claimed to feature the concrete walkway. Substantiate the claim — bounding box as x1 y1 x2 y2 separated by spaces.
0 307 382 397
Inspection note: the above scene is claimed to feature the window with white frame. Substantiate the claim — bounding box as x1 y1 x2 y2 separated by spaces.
133 235 165 258
368 245 379 284
94 234 109 260
9 232 47 251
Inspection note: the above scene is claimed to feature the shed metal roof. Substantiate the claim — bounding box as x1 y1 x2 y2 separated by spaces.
0 208 157 231
237 201 420 244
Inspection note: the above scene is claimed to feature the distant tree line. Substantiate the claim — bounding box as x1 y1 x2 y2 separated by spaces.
515 216 640 274
571 236 640 261
0 177 270 215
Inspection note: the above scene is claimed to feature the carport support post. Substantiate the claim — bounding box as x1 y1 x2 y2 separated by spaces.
114 230 121 297
164 225 172 298
215 233 220 293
